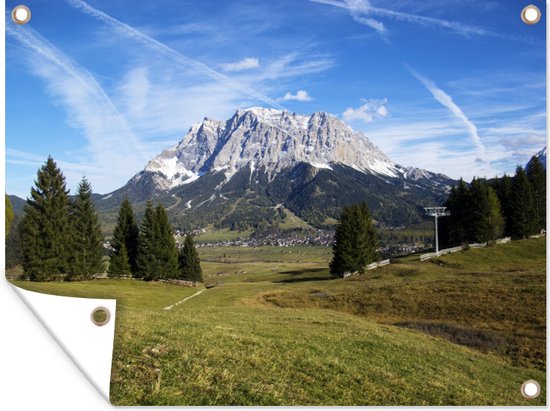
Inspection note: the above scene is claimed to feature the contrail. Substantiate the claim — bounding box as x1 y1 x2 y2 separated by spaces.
310 0 496 38
406 65 486 158
65 0 285 109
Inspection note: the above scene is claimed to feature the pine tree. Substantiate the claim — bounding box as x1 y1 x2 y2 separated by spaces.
446 177 505 244
468 179 494 243
509 166 536 238
358 202 380 264
136 202 160 280
108 242 132 278
69 177 104 280
330 202 379 278
494 174 513 236
526 156 546 233
155 204 179 279
486 186 504 241
20 157 73 281
330 206 355 276
5 194 14 238
445 178 471 244
179 234 203 282
109 198 139 277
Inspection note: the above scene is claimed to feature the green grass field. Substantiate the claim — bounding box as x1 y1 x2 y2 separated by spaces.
185 227 254 243
11 238 546 405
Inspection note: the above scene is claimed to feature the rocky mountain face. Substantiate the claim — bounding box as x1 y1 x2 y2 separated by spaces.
98 108 455 229
527 147 546 169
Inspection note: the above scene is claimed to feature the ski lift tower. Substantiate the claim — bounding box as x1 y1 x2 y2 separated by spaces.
424 207 450 255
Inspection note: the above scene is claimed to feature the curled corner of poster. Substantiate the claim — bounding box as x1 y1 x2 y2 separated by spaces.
9 284 116 402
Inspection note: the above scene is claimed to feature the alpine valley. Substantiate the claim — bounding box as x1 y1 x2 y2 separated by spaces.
96 108 455 230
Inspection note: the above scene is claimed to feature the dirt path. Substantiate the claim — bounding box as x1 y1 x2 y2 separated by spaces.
163 289 206 310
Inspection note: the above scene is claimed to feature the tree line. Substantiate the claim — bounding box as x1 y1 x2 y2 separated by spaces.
443 157 546 245
11 157 202 282
108 198 202 282
329 157 546 277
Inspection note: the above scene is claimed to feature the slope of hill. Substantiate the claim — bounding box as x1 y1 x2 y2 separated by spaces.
7 194 26 216
11 237 546 405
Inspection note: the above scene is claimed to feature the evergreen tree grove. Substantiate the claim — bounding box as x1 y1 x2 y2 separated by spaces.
445 179 471 244
493 174 513 236
179 234 203 282
135 203 179 281
445 177 505 244
330 202 379 278
20 157 73 281
509 166 536 238
70 177 105 280
109 198 139 277
448 163 545 243
526 156 546 233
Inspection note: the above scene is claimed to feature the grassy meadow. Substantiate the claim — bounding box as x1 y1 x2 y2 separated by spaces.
11 237 546 405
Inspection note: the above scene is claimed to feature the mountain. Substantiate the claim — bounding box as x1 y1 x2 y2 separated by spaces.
7 195 26 216
97 108 455 230
527 147 546 169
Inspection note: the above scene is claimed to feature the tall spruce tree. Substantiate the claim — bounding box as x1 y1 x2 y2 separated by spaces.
154 204 179 279
494 174 513 236
330 202 379 278
109 198 139 277
445 178 471 244
108 242 132 278
467 178 491 243
486 186 504 241
70 177 104 280
526 156 546 233
6 194 14 238
136 202 159 280
179 234 203 282
20 157 73 281
509 166 536 238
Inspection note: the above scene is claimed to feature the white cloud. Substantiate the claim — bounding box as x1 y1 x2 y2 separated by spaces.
406 66 486 159
114 67 248 137
279 90 313 102
220 57 260 72
343 98 389 123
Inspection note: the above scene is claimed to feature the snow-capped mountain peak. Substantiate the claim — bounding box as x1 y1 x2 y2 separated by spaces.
140 108 443 189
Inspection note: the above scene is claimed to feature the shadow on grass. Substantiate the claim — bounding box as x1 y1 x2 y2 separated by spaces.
274 276 333 284
394 321 507 353
278 268 327 276
273 268 332 283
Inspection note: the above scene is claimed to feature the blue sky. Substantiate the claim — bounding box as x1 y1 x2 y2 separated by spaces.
6 0 546 197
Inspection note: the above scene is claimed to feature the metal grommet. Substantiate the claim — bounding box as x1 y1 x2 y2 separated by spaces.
521 380 541 399
11 5 32 25
521 5 542 25
91 306 111 327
